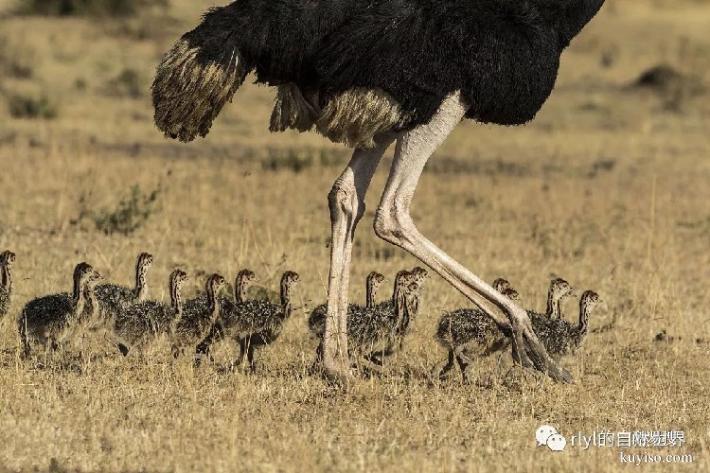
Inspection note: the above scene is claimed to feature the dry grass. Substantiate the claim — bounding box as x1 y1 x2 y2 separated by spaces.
1 1 709 472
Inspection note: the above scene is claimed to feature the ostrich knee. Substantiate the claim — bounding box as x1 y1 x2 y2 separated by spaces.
328 179 363 233
373 199 415 247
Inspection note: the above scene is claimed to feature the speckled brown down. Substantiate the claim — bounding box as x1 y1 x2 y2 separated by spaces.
18 263 102 357
112 269 188 356
310 268 426 370
308 271 386 337
94 253 153 330
529 290 601 356
172 274 226 357
0 250 16 319
198 271 299 372
195 268 256 361
434 279 520 381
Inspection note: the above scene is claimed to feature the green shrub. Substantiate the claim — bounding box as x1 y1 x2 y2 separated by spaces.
0 36 35 79
7 92 58 119
103 68 143 98
262 149 314 173
73 184 162 235
16 0 163 17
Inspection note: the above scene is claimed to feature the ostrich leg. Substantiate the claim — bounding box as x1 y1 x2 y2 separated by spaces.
323 136 395 380
373 92 571 383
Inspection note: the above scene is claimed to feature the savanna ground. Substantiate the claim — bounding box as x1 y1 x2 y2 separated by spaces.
0 0 709 471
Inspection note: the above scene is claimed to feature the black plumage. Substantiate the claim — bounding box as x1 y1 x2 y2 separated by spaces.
153 0 605 142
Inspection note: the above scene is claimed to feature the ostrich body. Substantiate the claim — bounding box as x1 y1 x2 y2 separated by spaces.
172 274 226 357
94 252 154 328
363 266 428 362
113 269 188 355
18 263 102 356
0 250 16 319
530 290 600 356
153 0 605 382
351 276 426 366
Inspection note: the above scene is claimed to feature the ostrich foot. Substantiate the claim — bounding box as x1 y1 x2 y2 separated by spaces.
509 307 573 383
322 353 355 386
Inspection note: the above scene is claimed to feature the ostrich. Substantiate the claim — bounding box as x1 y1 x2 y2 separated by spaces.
234 269 256 304
18 263 102 357
152 0 605 382
94 252 154 329
172 273 226 357
434 277 574 379
530 290 601 356
364 266 429 363
0 250 16 319
308 271 386 337
112 269 188 356
231 271 300 372
544 278 575 319
348 279 423 372
310 269 423 369
197 271 299 371
385 266 429 353
194 268 256 361
309 270 405 361
434 278 519 381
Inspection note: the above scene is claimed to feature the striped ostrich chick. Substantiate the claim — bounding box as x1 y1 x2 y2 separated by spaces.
309 270 405 369
94 253 154 328
390 266 429 345
434 278 518 380
208 271 299 371
18 262 102 357
308 271 386 337
113 269 188 356
236 271 300 371
195 268 257 361
352 275 426 368
366 266 429 363
172 273 226 357
312 269 423 370
530 290 601 356
544 277 575 319
0 250 17 319
234 269 256 304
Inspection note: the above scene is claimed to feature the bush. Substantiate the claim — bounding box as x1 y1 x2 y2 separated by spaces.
0 35 35 79
103 68 143 98
73 184 162 235
261 148 346 173
7 92 58 119
16 0 162 17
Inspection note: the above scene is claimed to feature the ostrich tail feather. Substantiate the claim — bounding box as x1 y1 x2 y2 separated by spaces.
152 38 247 142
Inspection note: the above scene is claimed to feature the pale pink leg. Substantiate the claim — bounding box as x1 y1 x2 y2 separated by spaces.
373 93 571 383
323 136 396 380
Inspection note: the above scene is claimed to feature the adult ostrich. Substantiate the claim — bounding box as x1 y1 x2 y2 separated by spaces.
152 0 605 383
